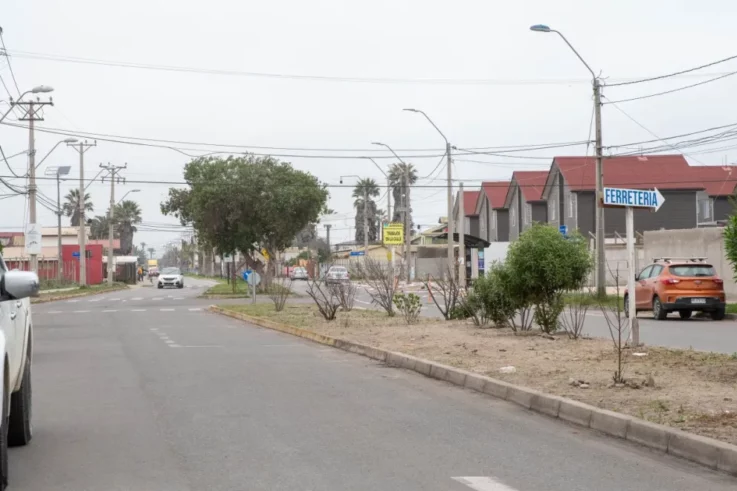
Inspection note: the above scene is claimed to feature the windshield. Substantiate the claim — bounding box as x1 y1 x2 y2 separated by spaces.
330 267 347 272
670 265 716 277
161 268 181 275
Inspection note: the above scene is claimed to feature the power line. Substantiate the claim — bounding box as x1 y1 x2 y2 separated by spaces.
0 30 21 96
607 53 737 87
604 69 737 104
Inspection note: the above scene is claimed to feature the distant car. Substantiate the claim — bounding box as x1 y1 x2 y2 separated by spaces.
148 267 160 278
624 257 726 320
325 266 350 285
158 267 184 289
290 267 309 281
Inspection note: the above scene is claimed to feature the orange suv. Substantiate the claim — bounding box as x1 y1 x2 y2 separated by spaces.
624 257 726 321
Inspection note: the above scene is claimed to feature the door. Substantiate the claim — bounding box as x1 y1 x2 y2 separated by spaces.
0 258 18 379
634 265 654 308
641 264 663 307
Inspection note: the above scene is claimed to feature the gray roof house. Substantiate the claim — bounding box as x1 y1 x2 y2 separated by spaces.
504 171 549 241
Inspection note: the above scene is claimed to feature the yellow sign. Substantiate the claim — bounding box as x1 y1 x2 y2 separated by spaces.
383 223 404 245
261 248 270 261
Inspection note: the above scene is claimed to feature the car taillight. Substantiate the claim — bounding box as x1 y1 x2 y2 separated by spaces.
661 278 680 284
713 278 723 284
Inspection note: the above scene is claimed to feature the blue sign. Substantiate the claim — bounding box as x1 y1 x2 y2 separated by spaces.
72 251 80 258
242 270 252 281
559 225 568 236
603 187 665 211
350 251 365 257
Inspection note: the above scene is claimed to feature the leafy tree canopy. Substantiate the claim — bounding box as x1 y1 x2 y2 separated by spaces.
161 155 329 260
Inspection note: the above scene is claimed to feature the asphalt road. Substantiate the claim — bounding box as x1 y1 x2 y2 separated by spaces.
12 277 736 490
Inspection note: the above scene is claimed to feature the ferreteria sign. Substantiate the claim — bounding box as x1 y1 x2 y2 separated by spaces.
383 222 404 245
602 187 665 212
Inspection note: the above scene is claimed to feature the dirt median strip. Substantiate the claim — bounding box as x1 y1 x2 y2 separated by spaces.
210 304 737 477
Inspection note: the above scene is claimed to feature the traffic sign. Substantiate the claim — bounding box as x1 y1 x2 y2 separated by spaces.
349 251 365 257
72 251 80 258
242 270 251 282
383 222 404 245
559 225 567 236
246 271 261 286
603 187 665 212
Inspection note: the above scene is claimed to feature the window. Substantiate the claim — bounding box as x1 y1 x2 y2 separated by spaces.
491 210 497 230
524 203 532 224
510 205 515 225
699 198 712 220
549 198 556 221
670 265 716 277
650 265 664 278
569 193 576 218
637 265 654 280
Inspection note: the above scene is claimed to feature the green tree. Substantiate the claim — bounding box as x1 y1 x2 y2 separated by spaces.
160 155 328 290
723 214 737 281
352 178 381 243
388 162 417 234
505 224 593 333
114 200 142 254
62 188 94 226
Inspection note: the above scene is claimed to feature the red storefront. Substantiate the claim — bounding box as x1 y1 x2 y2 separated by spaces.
60 244 104 285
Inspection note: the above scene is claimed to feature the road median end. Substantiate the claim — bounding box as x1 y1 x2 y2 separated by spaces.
209 305 737 477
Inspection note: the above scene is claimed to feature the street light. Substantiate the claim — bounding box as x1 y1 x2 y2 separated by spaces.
372 142 411 283
340 175 370 255
45 165 72 281
117 189 140 205
0 85 55 124
402 109 457 283
36 138 78 170
530 24 605 297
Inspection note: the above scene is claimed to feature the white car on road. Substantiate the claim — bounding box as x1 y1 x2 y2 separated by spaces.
158 267 184 289
0 254 40 489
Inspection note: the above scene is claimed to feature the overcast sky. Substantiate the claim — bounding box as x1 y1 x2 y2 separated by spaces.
2 0 736 253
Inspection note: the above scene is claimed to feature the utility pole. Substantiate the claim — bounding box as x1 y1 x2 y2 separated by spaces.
593 79 606 297
68 140 96 285
324 224 332 252
56 173 62 281
101 162 127 286
14 98 53 273
363 188 369 255
404 167 411 283
458 182 466 288
446 142 454 280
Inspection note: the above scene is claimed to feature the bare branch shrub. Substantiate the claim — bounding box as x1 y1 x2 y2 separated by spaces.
331 281 357 311
352 257 396 316
508 304 534 332
267 276 292 312
423 263 462 320
393 292 422 324
600 267 630 383
305 279 341 321
560 289 592 339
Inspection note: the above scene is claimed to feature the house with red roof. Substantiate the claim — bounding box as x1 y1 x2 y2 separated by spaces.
474 181 511 242
503 171 549 241
542 155 707 238
689 165 737 225
452 189 481 238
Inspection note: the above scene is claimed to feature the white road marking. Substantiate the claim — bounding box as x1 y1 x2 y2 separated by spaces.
132 309 147 312
89 298 101 302
168 344 182 348
67 299 79 303
47 310 62 314
452 477 519 491
132 297 143 301
152 297 162 300
171 345 223 348
102 309 118 313
173 297 184 300
109 298 120 301
160 308 175 312
355 299 371 305
188 308 202 312
72 310 90 313
164 340 176 345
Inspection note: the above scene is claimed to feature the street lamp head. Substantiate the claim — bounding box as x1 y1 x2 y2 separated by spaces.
63 138 78 143
31 85 54 93
371 141 384 147
530 24 552 33
402 108 419 113
131 189 141 193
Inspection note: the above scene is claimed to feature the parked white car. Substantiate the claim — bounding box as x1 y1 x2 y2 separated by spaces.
158 267 184 289
325 266 350 285
0 254 40 489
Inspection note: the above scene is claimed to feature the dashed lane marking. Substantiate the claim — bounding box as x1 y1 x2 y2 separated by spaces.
160 308 175 312
72 310 90 313
102 309 118 313
452 476 519 491
132 309 147 312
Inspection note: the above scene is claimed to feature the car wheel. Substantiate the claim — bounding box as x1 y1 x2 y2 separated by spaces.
1 372 9 490
177 282 184 289
8 350 31 447
157 283 163 289
653 297 668 320
678 310 692 320
711 307 726 321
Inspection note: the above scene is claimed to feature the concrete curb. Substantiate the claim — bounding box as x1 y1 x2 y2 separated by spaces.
209 305 737 477
32 285 129 304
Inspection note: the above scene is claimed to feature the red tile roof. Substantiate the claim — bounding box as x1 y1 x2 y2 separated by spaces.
555 155 700 191
689 165 737 196
513 171 549 202
480 181 511 209
463 191 480 216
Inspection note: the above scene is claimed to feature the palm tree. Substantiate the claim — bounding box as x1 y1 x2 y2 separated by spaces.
352 178 381 243
388 163 417 233
147 247 155 259
62 189 94 226
89 215 115 240
114 200 142 255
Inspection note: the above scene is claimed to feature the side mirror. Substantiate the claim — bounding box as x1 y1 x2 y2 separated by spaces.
634 274 639 281
1 270 40 301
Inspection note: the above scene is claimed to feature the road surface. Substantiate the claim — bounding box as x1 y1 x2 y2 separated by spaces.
12 277 736 490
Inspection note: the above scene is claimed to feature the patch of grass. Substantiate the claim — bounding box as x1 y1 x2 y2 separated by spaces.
725 304 737 314
563 293 622 308
205 278 250 296
35 282 127 301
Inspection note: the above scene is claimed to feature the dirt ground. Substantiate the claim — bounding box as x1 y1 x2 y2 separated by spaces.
220 303 737 445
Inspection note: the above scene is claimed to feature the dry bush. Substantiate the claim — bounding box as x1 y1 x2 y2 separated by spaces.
423 263 462 321
267 277 292 312
331 281 357 311
600 267 631 383
352 257 396 316
560 290 592 339
305 279 341 321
